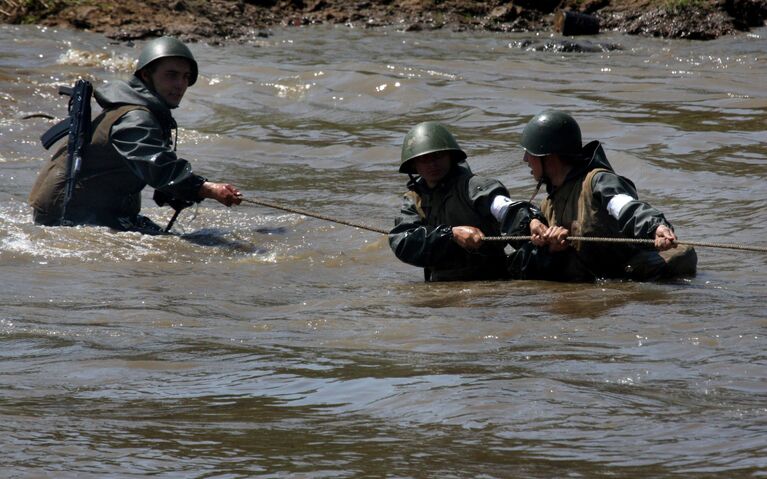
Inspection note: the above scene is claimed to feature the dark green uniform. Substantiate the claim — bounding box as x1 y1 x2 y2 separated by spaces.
539 141 697 281
389 162 510 282
29 77 204 232
518 110 697 282
390 121 544 282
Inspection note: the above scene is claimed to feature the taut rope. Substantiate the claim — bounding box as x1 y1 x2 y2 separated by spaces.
239 197 389 235
238 196 767 253
483 235 767 253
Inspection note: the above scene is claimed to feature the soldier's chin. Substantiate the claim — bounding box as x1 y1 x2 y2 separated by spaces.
163 95 182 108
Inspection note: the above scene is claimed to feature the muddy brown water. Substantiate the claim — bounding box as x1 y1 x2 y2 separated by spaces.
1 24 766 478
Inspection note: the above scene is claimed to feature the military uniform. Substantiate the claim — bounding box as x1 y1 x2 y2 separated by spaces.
521 110 697 282
29 77 204 232
389 121 542 282
390 162 510 281
539 141 696 281
29 37 204 233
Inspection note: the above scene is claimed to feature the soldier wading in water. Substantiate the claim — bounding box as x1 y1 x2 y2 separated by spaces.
389 121 547 282
29 36 241 233
518 110 697 281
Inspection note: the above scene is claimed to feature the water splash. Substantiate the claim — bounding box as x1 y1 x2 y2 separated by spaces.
57 48 135 73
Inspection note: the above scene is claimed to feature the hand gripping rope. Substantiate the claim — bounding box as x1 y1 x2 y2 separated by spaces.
236 196 767 253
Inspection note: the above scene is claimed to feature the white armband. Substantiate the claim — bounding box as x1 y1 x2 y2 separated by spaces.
491 195 514 222
606 194 635 220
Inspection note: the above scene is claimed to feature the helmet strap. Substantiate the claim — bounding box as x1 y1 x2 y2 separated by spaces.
406 173 418 190
538 155 553 190
529 179 543 202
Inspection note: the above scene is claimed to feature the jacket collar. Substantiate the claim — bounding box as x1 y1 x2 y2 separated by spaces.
546 141 613 194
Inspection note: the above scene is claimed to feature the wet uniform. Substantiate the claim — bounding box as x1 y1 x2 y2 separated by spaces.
537 141 697 281
390 161 542 282
29 77 204 232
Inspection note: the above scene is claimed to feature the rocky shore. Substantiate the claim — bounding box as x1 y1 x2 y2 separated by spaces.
1 0 766 42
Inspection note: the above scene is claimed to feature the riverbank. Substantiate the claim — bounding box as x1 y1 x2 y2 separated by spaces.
1 0 766 42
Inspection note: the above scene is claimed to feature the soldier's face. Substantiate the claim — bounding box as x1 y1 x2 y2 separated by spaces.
413 152 452 188
523 151 544 182
141 57 193 108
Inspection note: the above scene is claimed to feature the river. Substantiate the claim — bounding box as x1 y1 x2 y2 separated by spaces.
1 23 766 478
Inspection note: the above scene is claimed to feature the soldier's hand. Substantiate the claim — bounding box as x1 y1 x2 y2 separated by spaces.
452 226 485 250
654 225 677 251
543 225 570 252
530 219 548 246
199 182 242 207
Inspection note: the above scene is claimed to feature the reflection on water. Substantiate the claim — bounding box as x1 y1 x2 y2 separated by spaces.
1 23 766 477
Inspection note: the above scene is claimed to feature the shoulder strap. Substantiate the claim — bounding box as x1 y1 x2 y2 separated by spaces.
571 167 613 249
580 168 611 198
101 104 149 124
88 104 149 146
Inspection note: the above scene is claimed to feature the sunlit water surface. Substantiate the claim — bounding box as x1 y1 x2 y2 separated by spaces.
1 24 766 478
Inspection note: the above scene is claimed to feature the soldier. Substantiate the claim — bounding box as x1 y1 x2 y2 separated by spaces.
519 110 697 281
389 121 544 282
29 36 241 233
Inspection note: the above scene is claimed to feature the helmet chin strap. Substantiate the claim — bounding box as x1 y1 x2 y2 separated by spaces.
406 172 418 189
529 179 543 202
529 155 551 202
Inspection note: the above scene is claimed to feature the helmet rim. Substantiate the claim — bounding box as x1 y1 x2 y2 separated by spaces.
520 110 582 157
399 121 467 174
135 36 198 86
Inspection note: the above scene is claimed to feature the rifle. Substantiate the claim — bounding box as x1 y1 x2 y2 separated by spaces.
153 189 194 233
60 80 93 225
40 79 93 225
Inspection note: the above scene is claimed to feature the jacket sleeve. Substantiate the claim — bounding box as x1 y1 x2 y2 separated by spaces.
592 171 672 238
498 201 546 237
465 175 509 210
388 195 460 268
467 176 546 238
110 109 205 202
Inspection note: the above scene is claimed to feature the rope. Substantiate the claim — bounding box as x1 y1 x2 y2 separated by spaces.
484 235 767 253
239 197 389 235
238 196 767 253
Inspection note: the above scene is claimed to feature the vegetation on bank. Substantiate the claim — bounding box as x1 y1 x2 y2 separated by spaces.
1 0 765 41
1 0 77 24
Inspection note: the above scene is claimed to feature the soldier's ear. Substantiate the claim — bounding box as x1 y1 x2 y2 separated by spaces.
138 69 151 84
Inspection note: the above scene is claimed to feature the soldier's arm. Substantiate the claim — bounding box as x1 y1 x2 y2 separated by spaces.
110 109 205 202
388 195 461 268
592 171 673 239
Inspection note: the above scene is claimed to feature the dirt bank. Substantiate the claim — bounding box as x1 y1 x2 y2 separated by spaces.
1 0 766 42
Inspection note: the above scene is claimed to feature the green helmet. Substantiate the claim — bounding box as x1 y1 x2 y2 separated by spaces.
399 121 467 174
135 36 198 86
520 110 582 156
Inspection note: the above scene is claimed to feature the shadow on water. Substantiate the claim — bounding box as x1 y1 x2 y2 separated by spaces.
178 227 287 254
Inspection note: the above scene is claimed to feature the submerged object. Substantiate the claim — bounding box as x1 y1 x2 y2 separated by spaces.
554 10 601 36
